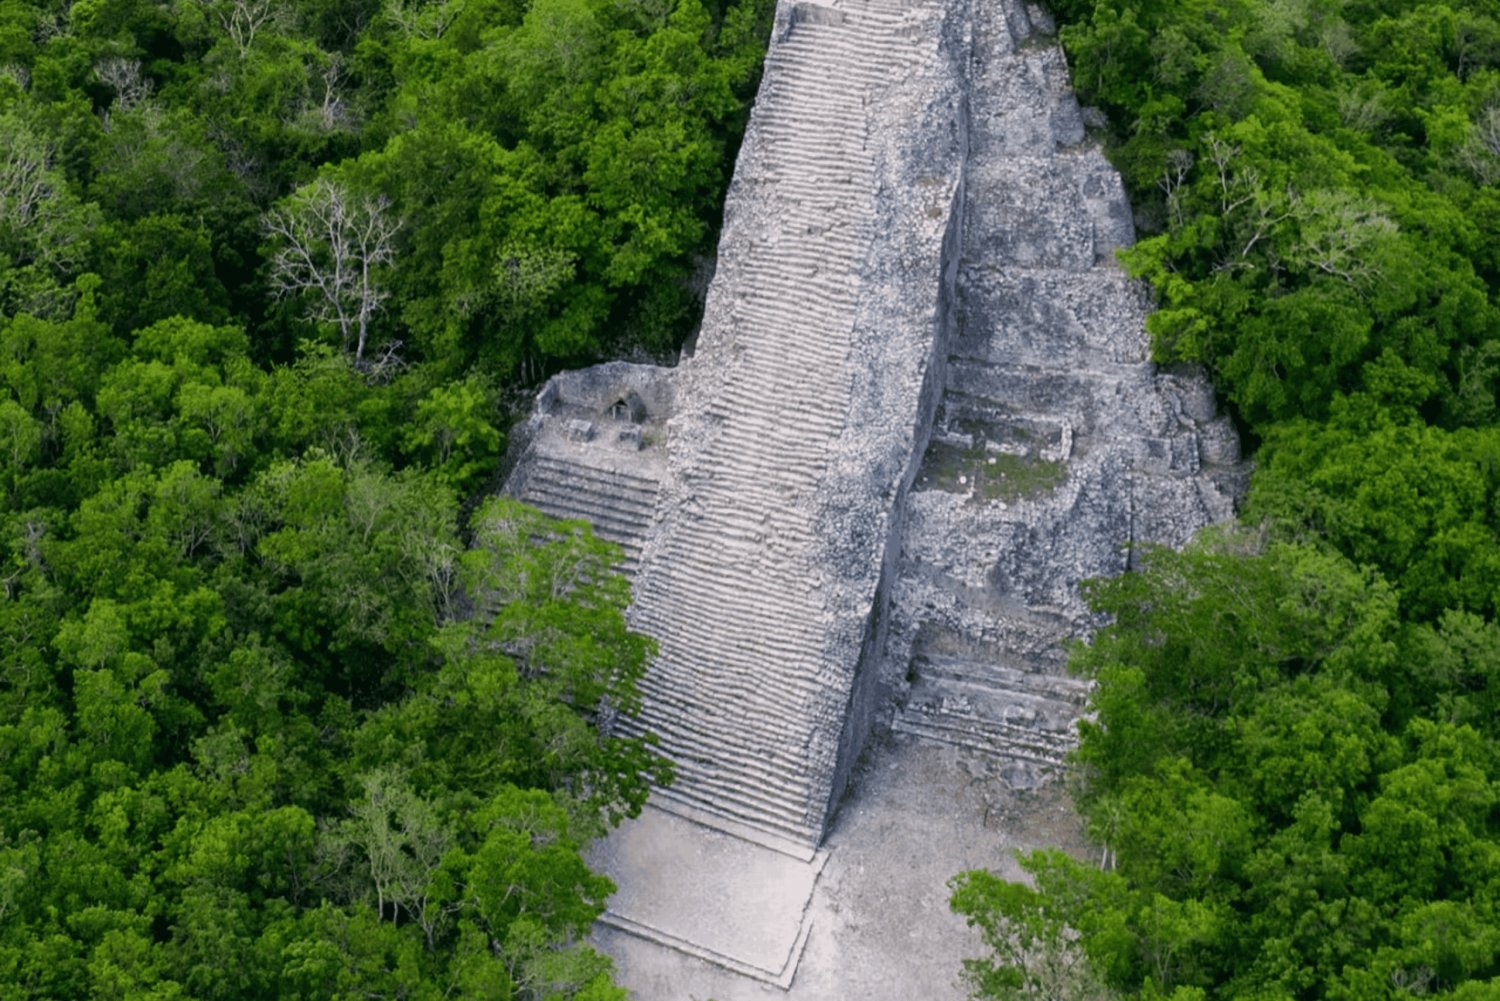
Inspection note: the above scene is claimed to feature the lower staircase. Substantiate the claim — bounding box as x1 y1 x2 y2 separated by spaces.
892 651 1090 766
512 454 660 575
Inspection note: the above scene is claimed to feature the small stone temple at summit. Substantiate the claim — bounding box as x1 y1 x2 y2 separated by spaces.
502 0 1244 861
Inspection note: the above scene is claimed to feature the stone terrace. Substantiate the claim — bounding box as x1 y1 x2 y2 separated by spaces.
886 0 1244 783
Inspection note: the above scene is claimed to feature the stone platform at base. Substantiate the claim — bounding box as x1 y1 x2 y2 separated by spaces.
587 804 831 988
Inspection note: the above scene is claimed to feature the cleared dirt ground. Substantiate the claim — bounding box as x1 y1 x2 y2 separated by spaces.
593 732 1092 1001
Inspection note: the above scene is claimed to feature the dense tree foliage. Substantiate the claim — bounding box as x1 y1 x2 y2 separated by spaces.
0 310 674 998
953 2 1500 999
0 0 768 993
0 0 768 369
957 536 1500 1000
1057 0 1500 436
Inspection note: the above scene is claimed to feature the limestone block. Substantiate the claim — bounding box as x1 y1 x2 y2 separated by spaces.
1199 419 1242 465
966 158 1097 271
1076 148 1137 259
968 49 1084 157
1023 3 1056 35
1136 434 1202 478
954 268 1152 366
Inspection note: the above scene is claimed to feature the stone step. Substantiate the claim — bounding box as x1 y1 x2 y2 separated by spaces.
633 591 822 654
890 711 1071 768
667 476 822 518
708 425 836 466
716 397 847 436
634 661 827 734
904 669 1086 736
644 787 820 860
744 240 862 270
634 722 818 813
625 760 819 846
527 454 662 501
635 584 826 653
777 22 913 54
517 470 653 510
730 277 859 312
512 456 660 574
516 489 646 552
912 652 1092 704
758 118 872 148
636 583 825 645
893 662 1084 766
666 553 818 591
669 734 832 806
634 713 821 800
906 613 1075 672
735 303 857 339
942 357 1139 431
635 608 827 683
615 716 823 820
727 285 851 313
637 647 824 714
649 779 821 848
636 705 819 779
736 257 864 288
735 283 859 316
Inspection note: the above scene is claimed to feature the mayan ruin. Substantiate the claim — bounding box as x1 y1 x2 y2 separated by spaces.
502 0 1243 991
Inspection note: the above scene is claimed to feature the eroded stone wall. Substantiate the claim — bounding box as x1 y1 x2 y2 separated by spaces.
885 0 1245 785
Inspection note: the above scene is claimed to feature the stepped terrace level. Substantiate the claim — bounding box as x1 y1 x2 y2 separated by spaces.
884 0 1244 785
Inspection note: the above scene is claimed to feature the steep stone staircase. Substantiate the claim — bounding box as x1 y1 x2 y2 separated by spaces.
616 0 937 853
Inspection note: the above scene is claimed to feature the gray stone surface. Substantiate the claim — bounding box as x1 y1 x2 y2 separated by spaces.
510 0 971 852
502 0 1245 991
883 0 1244 784
586 804 828 987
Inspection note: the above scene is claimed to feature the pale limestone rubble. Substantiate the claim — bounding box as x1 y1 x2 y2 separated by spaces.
503 0 1245 861
882 0 1247 789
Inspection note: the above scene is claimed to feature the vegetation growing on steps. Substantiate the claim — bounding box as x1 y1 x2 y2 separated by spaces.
952 1 1500 999
0 0 770 994
924 439 1067 502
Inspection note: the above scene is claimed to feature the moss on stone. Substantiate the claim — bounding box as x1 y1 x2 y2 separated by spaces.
922 439 1066 502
